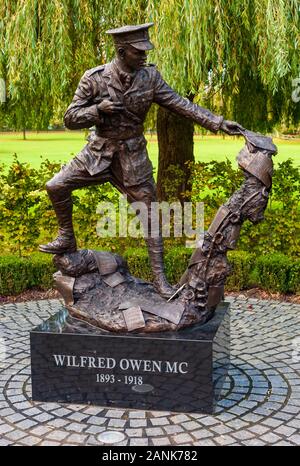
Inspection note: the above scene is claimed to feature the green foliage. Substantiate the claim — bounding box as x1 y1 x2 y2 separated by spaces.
1 248 298 296
164 247 192 283
188 159 244 226
289 259 300 293
0 253 55 295
0 156 131 256
0 155 298 296
271 159 300 207
0 1 299 131
0 156 299 259
159 164 187 202
124 248 152 282
0 156 44 256
251 253 297 293
238 207 300 257
238 159 300 256
0 0 107 129
150 0 300 131
188 158 300 256
73 182 120 250
122 247 293 292
124 246 191 284
0 156 64 256
226 251 256 291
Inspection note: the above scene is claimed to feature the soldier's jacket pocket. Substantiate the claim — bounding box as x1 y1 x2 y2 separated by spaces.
139 89 153 102
87 132 107 152
125 136 146 152
126 90 153 109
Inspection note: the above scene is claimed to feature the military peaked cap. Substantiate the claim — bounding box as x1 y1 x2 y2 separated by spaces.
106 23 154 50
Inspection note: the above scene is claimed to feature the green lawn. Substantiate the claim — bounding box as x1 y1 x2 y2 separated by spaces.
1 131 300 172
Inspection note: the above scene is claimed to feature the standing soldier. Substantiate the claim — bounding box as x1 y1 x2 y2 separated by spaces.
39 23 243 298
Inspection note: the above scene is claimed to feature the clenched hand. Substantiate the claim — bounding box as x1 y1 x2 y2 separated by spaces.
97 99 124 114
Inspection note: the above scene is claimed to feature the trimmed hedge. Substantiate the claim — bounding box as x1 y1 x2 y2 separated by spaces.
124 246 192 284
124 248 300 294
0 253 55 295
251 253 300 294
289 261 300 293
0 249 299 296
226 251 256 291
124 248 152 282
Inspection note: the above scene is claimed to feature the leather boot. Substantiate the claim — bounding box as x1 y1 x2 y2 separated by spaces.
39 197 77 254
146 237 175 299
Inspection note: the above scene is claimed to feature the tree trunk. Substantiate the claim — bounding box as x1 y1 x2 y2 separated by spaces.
156 107 194 203
22 128 26 140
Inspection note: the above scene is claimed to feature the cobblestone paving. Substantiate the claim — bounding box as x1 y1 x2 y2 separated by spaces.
0 297 299 446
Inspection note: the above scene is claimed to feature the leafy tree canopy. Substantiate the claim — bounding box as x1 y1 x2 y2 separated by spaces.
0 0 299 131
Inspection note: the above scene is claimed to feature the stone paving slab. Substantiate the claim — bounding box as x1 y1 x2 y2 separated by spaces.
0 297 299 446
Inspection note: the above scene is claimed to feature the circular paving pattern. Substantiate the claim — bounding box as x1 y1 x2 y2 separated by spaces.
0 297 299 446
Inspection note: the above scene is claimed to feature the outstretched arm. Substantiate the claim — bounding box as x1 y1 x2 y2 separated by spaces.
153 69 243 135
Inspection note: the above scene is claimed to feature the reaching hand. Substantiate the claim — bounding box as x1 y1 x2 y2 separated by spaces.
97 99 124 114
221 119 244 136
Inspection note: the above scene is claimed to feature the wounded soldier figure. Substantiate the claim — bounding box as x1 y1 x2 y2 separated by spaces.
39 23 243 298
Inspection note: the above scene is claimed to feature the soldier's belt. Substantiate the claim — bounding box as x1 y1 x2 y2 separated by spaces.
95 127 144 140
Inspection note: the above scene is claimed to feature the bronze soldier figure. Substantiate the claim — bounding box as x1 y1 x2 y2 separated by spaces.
39 23 243 298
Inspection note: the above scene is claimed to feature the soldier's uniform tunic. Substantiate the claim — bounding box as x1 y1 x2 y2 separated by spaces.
47 59 224 214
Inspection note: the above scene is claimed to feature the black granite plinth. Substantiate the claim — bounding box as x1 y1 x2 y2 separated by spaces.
30 303 230 414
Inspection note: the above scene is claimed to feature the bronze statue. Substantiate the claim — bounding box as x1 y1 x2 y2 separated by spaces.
39 23 243 299
52 129 277 333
